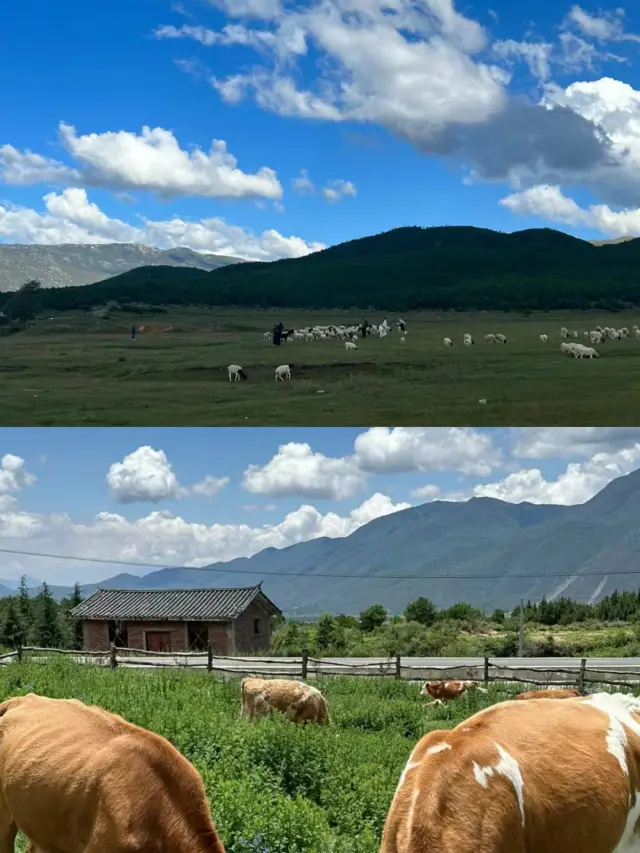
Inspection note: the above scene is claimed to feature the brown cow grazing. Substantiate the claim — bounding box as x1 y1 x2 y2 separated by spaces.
515 687 580 700
0 693 226 853
380 691 640 853
420 680 487 705
240 677 329 724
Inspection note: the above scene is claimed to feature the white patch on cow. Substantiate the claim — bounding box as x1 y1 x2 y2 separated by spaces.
426 742 452 755
494 743 525 827
585 693 640 776
472 743 525 827
613 791 640 853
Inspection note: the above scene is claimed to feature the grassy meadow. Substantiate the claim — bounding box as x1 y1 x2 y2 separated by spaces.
1 308 640 426
3 659 516 853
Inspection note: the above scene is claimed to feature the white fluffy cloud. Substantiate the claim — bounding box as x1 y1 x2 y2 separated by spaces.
0 188 325 260
0 123 282 201
242 428 503 501
159 0 508 142
321 180 357 203
0 455 36 497
106 446 228 503
466 444 640 505
291 169 315 195
562 5 640 43
242 442 367 499
353 427 502 476
511 428 640 459
0 489 409 584
499 184 640 237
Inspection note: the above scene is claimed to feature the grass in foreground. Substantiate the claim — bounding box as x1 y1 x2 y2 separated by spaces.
4 660 521 853
1 308 640 425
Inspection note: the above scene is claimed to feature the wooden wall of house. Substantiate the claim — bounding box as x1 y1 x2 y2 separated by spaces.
233 602 271 652
82 620 110 651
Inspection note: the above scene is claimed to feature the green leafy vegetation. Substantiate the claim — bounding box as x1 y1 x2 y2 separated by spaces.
1 658 521 853
4 227 640 314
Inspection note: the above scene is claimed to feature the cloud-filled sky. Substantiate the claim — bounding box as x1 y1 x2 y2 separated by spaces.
2 427 640 587
3 0 640 262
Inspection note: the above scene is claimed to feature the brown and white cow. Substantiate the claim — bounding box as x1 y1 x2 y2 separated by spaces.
240 677 329 724
0 692 226 853
380 691 640 853
420 680 487 705
515 687 580 700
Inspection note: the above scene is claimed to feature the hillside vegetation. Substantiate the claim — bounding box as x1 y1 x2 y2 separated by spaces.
4 226 640 313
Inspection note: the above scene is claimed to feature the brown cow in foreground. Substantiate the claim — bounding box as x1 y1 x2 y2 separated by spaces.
420 680 487 705
0 692 226 853
380 691 640 853
240 677 329 724
515 687 581 700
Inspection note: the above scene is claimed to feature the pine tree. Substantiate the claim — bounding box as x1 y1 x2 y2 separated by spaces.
35 582 63 648
1 598 26 649
68 582 84 649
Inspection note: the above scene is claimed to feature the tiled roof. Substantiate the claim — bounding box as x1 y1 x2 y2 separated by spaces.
69 584 281 621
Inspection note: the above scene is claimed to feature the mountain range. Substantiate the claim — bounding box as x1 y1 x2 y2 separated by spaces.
0 243 243 291
18 226 640 313
22 467 640 615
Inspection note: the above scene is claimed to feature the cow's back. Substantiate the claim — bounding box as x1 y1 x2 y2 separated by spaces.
0 693 224 853
380 695 640 853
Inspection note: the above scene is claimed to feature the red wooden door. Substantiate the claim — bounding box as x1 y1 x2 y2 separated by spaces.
146 631 172 652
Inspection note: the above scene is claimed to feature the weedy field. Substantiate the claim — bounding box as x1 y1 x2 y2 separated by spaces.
6 660 524 853
1 308 640 426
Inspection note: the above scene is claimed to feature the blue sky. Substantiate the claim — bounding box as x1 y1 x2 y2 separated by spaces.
2 0 640 261
1 427 640 587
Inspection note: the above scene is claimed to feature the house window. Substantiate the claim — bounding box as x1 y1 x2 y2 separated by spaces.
253 617 262 635
187 622 208 651
107 620 128 648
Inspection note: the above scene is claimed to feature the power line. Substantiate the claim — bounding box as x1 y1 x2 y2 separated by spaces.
1 545 640 582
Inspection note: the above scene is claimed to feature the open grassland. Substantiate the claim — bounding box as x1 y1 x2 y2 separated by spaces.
5 660 531 853
2 308 640 426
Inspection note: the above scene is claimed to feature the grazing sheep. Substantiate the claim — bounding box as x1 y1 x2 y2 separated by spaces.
539 334 548 342
227 364 247 382
275 364 293 381
444 337 454 347
345 341 358 351
561 342 573 355
400 336 406 343
463 333 473 345
560 326 569 338
495 333 507 343
484 334 496 343
263 331 270 340
636 329 640 340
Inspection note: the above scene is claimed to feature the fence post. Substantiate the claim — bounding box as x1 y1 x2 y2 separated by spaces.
395 653 402 680
109 643 118 670
207 642 213 673
301 648 308 680
16 645 22 664
578 658 587 695
483 656 490 687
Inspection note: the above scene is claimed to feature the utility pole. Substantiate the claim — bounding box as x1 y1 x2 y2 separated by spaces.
518 598 525 657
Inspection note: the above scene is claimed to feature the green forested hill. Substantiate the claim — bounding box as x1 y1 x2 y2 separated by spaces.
6 225 640 312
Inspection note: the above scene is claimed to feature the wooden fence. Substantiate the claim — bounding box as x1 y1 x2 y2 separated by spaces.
6 645 640 692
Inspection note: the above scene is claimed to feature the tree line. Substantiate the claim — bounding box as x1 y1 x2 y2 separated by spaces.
3 226 640 314
0 577 83 651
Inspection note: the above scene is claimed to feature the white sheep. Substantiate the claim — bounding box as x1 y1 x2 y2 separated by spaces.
400 336 406 343
275 364 292 381
345 341 358 351
495 333 507 343
636 329 640 340
560 342 574 355
539 334 548 342
228 364 247 382
560 326 569 338
463 334 473 345
263 332 270 341
485 334 496 343
444 337 454 347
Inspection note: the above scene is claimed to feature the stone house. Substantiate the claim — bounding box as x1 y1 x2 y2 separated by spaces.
70 584 282 654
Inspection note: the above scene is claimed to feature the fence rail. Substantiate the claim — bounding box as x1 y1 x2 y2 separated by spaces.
7 646 640 690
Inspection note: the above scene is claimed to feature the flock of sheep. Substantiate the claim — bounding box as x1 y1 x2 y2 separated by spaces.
226 319 640 383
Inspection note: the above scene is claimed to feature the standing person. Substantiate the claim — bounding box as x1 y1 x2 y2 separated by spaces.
131 325 136 340
273 322 284 345
361 320 369 338
398 316 406 333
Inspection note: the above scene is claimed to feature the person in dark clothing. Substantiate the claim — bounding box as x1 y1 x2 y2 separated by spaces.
360 320 369 338
272 322 284 345
398 316 406 333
